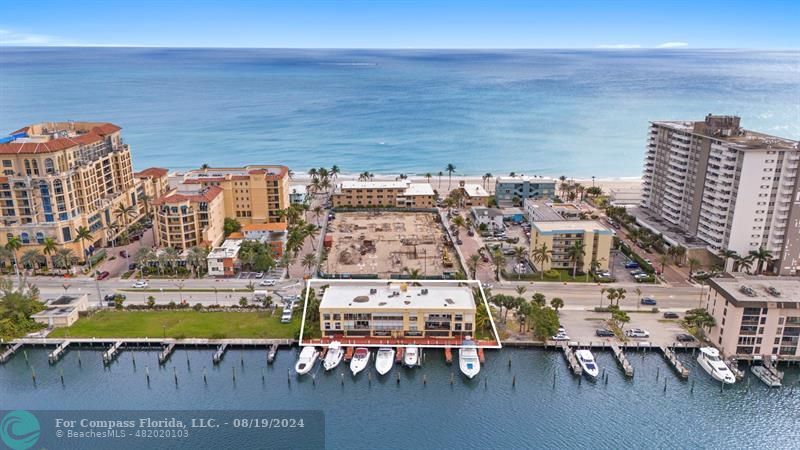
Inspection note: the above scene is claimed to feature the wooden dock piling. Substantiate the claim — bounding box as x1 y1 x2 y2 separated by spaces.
560 343 582 376
0 342 23 364
158 343 177 365
48 340 71 365
444 346 453 364
659 346 689 378
611 345 634 377
102 342 123 365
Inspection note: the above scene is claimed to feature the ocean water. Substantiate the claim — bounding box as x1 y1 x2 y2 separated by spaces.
2 348 799 449
0 48 798 177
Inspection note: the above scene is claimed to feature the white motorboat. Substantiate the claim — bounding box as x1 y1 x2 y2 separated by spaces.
458 339 480 379
323 341 344 371
696 347 736 384
575 349 600 378
349 347 370 376
403 346 420 367
294 346 318 375
751 365 782 388
375 347 395 376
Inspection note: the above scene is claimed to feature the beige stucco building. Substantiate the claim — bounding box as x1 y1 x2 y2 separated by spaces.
319 283 475 338
180 165 290 224
332 181 435 208
134 167 170 215
153 184 225 250
706 275 800 359
529 220 613 273
0 122 143 260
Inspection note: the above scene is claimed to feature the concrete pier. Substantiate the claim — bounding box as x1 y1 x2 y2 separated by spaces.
158 343 177 365
102 342 123 365
212 344 228 365
611 345 634 377
560 343 582 376
660 346 689 378
48 341 71 364
0 342 23 363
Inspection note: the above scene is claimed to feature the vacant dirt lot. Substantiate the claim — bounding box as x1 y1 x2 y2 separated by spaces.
323 211 456 277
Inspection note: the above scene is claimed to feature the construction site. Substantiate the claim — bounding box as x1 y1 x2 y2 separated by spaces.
322 211 460 278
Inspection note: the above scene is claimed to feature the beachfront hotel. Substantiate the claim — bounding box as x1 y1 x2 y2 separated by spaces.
319 283 476 338
706 275 800 359
331 180 435 208
0 122 153 257
529 220 613 273
180 165 290 224
495 175 556 207
153 183 225 250
640 114 800 275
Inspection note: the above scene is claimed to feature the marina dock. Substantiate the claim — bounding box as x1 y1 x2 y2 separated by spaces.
478 347 485 364
560 343 582 376
48 340 71 364
395 347 404 363
158 343 177 365
444 346 453 364
610 345 634 377
659 346 689 378
1 342 23 364
102 341 123 365
344 346 354 362
212 344 228 365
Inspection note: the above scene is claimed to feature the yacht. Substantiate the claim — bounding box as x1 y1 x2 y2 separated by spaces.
349 347 370 376
323 341 344 371
696 347 736 384
403 346 420 368
575 349 600 378
458 339 480 379
294 346 318 375
751 365 782 388
375 347 396 376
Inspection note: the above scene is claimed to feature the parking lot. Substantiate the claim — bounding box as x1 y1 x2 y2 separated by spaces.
555 308 694 347
237 268 284 280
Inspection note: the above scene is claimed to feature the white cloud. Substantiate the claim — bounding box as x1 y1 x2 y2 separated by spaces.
657 42 689 48
0 28 72 46
595 44 642 49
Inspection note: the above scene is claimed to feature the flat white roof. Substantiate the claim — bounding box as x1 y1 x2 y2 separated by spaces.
462 184 489 197
496 175 556 183
320 284 475 310
207 239 242 259
532 220 612 234
340 180 409 190
403 183 435 196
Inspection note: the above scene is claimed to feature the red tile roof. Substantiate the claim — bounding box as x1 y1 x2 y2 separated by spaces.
135 167 169 178
0 122 121 155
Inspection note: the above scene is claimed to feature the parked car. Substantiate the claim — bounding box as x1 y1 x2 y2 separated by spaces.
640 297 657 305
625 328 650 338
456 239 463 245
255 272 264 279
481 282 493 290
467 229 475 237
595 328 615 337
96 271 110 281
550 333 570 341
663 312 679 319
118 250 129 258
259 279 276 287
128 263 137 271
676 333 696 342
630 269 644 276
131 280 149 288
624 261 639 269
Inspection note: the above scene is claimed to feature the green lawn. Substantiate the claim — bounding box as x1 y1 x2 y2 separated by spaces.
48 310 301 339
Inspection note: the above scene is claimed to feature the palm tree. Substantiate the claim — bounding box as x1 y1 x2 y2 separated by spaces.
687 257 701 277
567 241 585 277
138 193 152 216
483 173 493 190
445 163 456 191
490 248 506 281
74 226 93 266
515 285 527 298
599 287 607 308
160 247 180 275
658 254 670 274
301 254 317 276
135 247 155 277
512 246 527 280
37 236 57 270
114 204 137 228
531 243 552 279
531 292 546 307
424 173 432 186
21 249 43 275
403 267 423 280
467 254 483 279
606 288 618 307
736 255 754 274
475 302 491 332
53 248 75 273
330 165 340 182
200 163 210 170
614 288 627 307
5 235 22 279
550 297 564 312
716 249 737 273
748 247 773 275
186 246 208 277
437 171 443 190
311 205 324 225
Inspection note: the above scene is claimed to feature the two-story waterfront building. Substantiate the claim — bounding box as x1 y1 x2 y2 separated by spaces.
319 283 475 339
495 175 556 207
529 220 612 273
332 181 435 208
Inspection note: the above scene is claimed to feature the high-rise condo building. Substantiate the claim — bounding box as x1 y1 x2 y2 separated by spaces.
641 115 800 275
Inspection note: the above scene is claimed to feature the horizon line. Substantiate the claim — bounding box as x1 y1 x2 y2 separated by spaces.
1 44 797 51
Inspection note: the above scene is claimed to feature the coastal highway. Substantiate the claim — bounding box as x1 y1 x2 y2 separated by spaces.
23 276 707 310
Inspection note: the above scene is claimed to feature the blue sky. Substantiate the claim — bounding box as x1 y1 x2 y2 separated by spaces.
1 0 798 48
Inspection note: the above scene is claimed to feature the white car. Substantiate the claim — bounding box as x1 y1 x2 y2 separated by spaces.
255 272 264 279
625 328 650 338
259 279 276 287
551 333 570 341
131 280 148 288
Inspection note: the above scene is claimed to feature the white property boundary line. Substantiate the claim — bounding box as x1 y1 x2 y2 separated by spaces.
299 278 501 349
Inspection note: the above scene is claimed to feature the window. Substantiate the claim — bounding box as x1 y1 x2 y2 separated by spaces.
20 232 29 244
